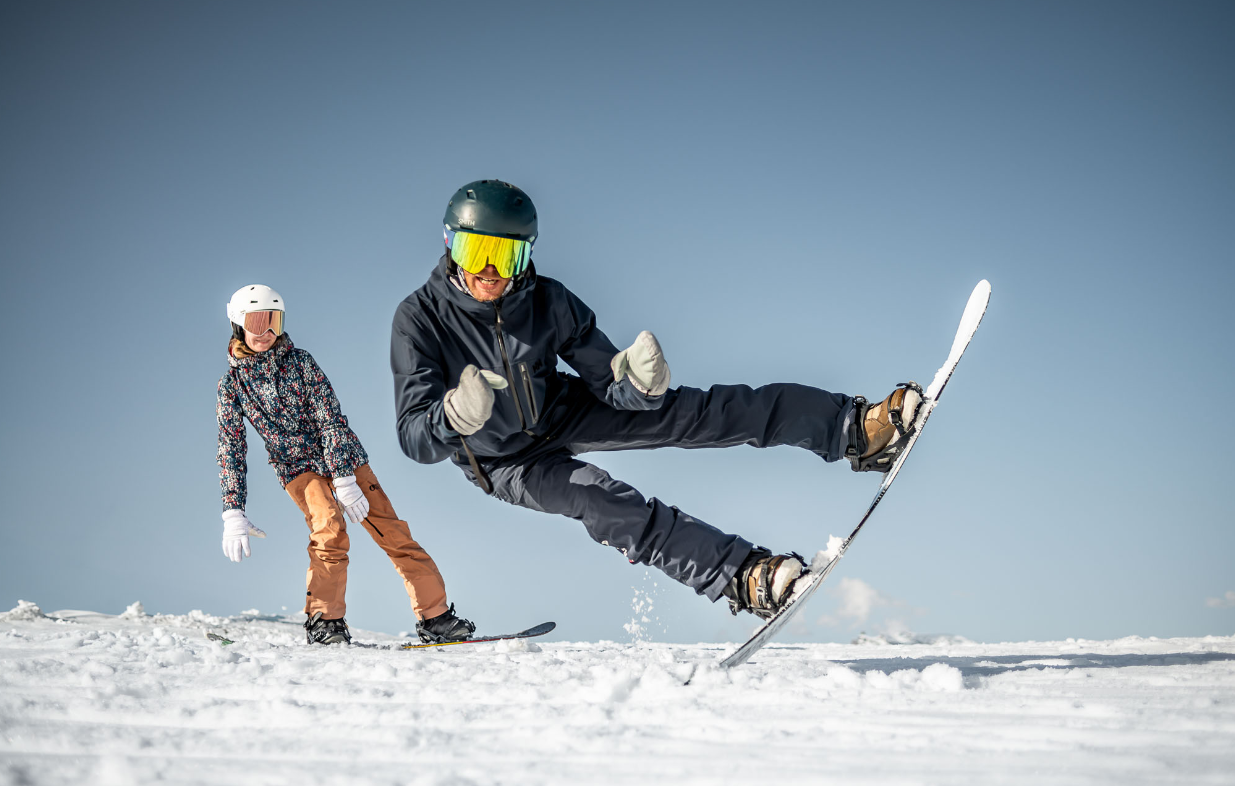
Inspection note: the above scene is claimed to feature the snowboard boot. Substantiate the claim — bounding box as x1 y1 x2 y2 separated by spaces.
722 548 807 620
846 382 924 473
304 612 352 645
416 603 476 644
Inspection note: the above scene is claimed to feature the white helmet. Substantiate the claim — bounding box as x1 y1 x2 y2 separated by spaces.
227 284 285 328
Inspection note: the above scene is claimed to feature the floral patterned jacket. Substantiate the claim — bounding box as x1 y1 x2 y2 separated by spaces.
216 334 368 511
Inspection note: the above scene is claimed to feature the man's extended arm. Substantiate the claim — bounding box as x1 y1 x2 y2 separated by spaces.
554 285 668 411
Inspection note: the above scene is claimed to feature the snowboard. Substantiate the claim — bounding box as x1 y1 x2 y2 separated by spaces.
400 621 556 650
719 280 991 669
205 621 557 649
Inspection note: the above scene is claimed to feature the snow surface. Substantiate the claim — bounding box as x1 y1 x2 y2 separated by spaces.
2 601 1233 785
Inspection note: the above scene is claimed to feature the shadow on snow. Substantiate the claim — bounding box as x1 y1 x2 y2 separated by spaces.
755 649 1235 678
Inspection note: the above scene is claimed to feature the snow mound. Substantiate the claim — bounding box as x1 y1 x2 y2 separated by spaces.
174 609 229 626
917 662 966 691
495 637 542 653
0 599 45 621
119 601 146 619
833 662 966 693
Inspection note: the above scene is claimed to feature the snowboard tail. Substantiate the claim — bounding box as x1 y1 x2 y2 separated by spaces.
719 280 991 669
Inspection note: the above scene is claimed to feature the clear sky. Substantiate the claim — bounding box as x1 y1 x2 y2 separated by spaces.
2 0 1232 645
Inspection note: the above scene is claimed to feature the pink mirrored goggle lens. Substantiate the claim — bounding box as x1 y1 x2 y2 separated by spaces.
242 310 284 336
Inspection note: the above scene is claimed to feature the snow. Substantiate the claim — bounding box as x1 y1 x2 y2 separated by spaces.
820 534 846 564
0 600 44 622
2 602 1233 785
119 601 146 619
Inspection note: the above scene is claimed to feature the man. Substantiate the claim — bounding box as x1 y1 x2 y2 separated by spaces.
390 180 920 620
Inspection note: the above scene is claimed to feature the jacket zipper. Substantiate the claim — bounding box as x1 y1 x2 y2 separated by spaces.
493 300 534 434
519 362 539 425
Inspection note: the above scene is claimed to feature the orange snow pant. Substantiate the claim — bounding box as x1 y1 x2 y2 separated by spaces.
284 464 449 621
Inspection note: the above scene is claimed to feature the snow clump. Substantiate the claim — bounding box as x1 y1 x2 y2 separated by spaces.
918 663 965 692
813 535 846 569
120 601 147 619
0 599 45 621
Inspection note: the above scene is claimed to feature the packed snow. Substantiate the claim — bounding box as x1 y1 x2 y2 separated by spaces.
1 600 1233 785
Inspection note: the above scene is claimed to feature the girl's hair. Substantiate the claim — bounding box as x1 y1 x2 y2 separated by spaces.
229 325 286 359
229 324 261 359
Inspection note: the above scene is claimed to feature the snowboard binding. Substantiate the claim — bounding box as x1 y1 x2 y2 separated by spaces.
416 603 477 644
846 381 924 473
722 548 808 621
304 612 352 645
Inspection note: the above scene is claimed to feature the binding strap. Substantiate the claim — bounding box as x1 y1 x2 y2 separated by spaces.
844 396 870 465
887 381 924 437
750 552 806 619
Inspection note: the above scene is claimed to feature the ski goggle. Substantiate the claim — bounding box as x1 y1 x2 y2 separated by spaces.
242 309 284 336
445 227 534 279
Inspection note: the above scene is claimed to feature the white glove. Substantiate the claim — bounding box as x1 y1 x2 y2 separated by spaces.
611 330 671 396
221 509 266 563
333 475 369 524
443 365 508 436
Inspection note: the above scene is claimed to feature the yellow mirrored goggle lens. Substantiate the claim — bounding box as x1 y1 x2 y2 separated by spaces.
449 231 531 279
243 310 284 336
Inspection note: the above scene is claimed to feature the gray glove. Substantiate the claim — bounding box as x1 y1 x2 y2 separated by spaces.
611 331 671 396
444 365 509 435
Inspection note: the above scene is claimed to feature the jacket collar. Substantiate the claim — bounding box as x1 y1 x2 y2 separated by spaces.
228 333 294 369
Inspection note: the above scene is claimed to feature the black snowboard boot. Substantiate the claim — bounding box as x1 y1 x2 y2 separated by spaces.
416 603 476 644
722 548 807 620
304 612 352 645
846 382 924 472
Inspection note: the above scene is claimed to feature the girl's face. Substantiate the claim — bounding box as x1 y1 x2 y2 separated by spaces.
244 328 278 353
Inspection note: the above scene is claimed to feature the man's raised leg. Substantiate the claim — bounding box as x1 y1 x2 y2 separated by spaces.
483 453 752 601
564 382 854 459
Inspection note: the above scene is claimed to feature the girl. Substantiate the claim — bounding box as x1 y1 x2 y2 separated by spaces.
216 284 474 645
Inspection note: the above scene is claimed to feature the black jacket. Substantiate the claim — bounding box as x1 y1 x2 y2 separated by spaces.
391 254 662 464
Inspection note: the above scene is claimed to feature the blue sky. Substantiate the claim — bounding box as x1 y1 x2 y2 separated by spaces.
2 0 1232 644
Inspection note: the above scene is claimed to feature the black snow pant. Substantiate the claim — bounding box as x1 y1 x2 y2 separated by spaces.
458 379 854 602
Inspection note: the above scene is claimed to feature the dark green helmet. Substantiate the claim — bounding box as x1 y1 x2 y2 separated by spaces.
443 180 538 243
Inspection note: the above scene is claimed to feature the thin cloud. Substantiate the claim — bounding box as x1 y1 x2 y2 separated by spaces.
816 577 893 627
1205 591 1235 609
